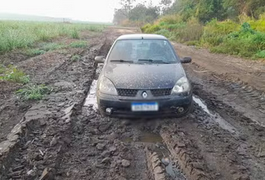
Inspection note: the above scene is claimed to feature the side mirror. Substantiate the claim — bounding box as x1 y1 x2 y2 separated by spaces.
95 56 105 63
180 57 192 63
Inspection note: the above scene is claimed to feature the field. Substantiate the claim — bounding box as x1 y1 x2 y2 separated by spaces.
0 21 105 53
0 24 265 180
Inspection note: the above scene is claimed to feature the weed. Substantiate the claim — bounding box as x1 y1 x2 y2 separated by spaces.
16 84 51 100
71 54 81 62
26 48 46 56
0 65 29 83
70 41 88 48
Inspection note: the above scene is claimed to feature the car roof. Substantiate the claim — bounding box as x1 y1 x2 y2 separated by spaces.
117 34 167 40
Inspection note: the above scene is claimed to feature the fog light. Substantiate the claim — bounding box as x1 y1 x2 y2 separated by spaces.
178 107 184 113
106 108 112 114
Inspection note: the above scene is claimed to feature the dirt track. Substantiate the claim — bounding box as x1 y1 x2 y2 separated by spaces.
1 26 265 180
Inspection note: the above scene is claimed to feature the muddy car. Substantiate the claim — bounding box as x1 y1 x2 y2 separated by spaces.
95 34 192 117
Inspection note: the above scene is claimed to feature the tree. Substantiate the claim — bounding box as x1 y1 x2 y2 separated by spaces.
129 4 159 23
113 8 128 25
160 0 172 14
120 0 136 17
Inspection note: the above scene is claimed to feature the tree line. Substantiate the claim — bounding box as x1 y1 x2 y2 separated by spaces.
113 0 265 25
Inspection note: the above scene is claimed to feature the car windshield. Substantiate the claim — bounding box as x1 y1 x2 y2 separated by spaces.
108 39 178 64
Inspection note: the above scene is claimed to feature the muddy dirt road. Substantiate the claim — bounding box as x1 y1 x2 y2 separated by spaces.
1 27 265 180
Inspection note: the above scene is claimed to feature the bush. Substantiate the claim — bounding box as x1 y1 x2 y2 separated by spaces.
143 24 161 33
157 15 183 25
256 50 265 58
154 29 171 38
201 19 240 47
175 18 203 42
210 23 265 57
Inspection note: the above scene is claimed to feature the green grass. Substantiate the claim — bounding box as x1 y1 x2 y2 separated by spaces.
70 41 88 48
16 84 51 100
25 41 88 57
70 29 80 39
255 50 265 58
0 65 29 83
0 21 106 54
40 43 66 51
71 54 81 62
26 48 46 56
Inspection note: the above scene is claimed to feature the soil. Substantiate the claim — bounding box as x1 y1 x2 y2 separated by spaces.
1 26 265 180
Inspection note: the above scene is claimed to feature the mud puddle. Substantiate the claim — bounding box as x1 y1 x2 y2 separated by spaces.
84 79 98 111
193 96 239 135
122 131 162 143
122 130 186 180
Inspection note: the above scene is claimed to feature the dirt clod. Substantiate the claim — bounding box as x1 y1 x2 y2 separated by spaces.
121 159 131 167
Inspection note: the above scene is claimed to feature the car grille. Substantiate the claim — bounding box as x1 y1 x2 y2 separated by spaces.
117 88 172 97
117 89 138 97
151 89 172 97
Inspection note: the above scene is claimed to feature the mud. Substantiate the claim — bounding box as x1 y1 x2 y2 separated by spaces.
1 26 265 180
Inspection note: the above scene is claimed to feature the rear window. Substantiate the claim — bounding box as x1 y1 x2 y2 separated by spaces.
108 39 178 64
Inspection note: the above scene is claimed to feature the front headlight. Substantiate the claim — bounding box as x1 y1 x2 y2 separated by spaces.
99 77 118 95
171 77 190 94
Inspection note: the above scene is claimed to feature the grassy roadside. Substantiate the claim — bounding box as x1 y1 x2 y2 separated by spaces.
0 21 106 100
141 14 265 59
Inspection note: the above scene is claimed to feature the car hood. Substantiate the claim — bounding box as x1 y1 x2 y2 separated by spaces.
103 63 186 89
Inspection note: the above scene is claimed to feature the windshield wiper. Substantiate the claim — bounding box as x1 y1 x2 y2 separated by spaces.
110 59 133 63
138 59 171 64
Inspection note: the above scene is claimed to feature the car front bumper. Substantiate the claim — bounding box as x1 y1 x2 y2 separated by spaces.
97 92 192 118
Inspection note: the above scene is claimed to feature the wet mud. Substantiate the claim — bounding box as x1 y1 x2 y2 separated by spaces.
1 27 265 180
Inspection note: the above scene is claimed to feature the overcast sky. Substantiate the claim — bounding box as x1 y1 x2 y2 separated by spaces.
0 0 161 22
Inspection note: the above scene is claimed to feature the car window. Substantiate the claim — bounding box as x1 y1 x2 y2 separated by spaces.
108 39 178 64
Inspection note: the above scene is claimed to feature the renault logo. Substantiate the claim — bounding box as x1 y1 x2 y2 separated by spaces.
142 91 148 98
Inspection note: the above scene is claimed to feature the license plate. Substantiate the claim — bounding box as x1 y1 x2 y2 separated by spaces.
131 102 158 111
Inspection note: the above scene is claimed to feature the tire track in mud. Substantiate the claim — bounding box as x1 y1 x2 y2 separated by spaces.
160 117 250 180
0 32 108 180
182 62 265 180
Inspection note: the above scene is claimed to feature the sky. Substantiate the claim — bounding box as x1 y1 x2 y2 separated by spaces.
0 0 161 23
